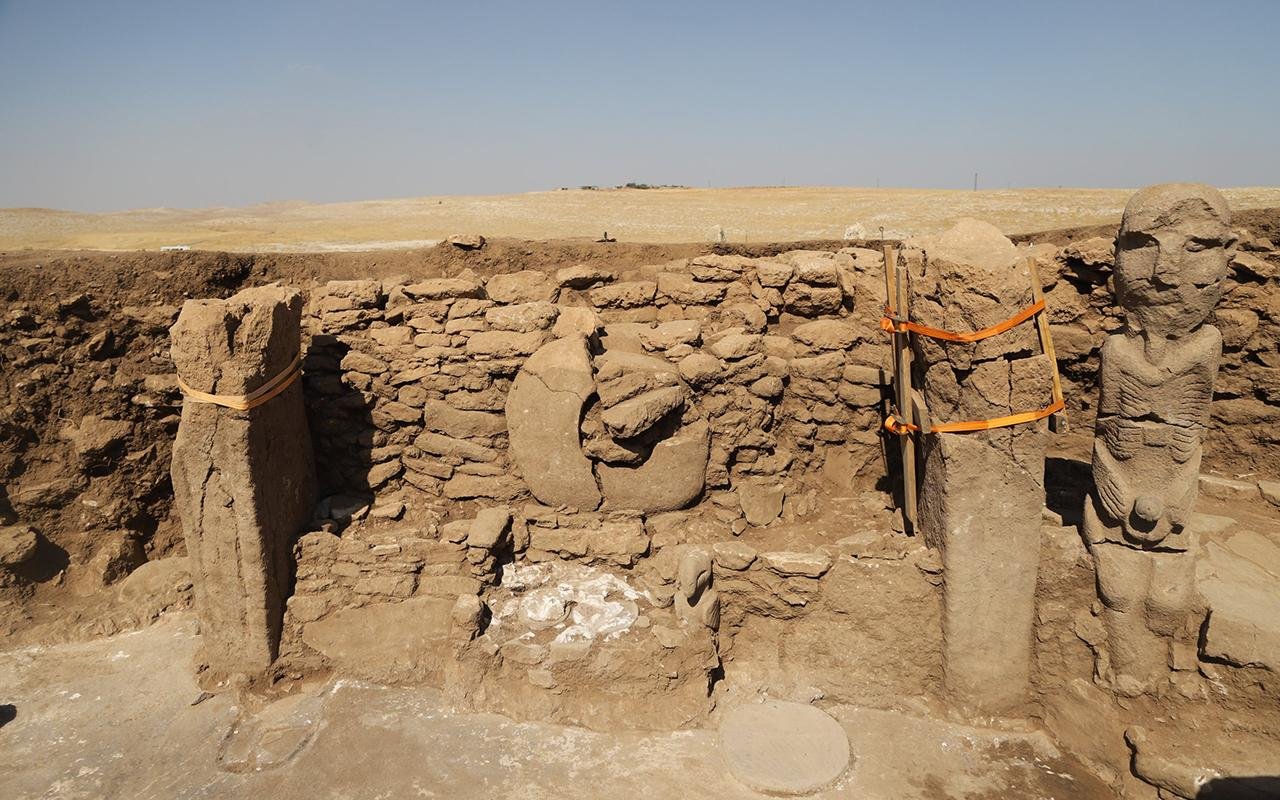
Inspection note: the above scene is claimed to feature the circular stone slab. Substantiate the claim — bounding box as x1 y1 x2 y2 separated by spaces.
720 701 851 795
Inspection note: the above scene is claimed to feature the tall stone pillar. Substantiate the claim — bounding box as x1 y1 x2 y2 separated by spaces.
170 285 316 681
905 220 1052 716
1084 184 1232 696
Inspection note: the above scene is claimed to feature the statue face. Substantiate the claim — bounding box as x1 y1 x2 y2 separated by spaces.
1114 184 1233 338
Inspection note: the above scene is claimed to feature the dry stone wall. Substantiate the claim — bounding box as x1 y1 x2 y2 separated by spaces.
300 250 894 517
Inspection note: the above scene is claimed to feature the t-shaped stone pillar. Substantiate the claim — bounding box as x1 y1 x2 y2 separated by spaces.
170 285 316 682
905 220 1052 716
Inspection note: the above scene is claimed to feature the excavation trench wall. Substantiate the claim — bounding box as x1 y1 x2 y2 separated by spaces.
1 214 1278 630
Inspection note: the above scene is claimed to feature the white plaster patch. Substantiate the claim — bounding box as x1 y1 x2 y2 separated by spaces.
488 562 649 646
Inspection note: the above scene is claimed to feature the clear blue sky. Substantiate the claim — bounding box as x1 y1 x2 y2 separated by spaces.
1 0 1277 211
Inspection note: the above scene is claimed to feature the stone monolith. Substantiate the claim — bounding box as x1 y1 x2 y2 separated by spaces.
170 285 316 681
906 219 1053 715
1084 183 1233 695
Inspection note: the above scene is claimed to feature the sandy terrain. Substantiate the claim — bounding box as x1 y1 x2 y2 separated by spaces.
3 186 1279 252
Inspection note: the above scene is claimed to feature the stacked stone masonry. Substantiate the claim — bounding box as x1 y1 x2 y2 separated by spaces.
301 249 893 514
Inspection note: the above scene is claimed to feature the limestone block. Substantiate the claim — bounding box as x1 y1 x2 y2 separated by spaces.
657 273 729 305
589 281 657 309
712 541 758 571
786 253 841 286
550 306 602 338
315 279 384 311
710 333 763 361
754 262 793 288
484 301 559 333
422 400 506 438
689 254 753 281
485 270 557 304
464 330 549 358
639 319 702 351
442 474 525 501
402 278 483 301
737 482 785 527
467 507 512 550
1198 474 1259 502
445 233 485 249
792 320 858 352
782 284 842 316
760 551 832 578
678 353 722 387
0 525 38 568
600 386 687 439
414 431 498 462
301 596 454 681
1196 532 1280 671
556 264 615 289
596 373 652 408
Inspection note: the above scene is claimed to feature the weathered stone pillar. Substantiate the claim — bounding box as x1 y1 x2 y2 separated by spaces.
170 286 316 681
1084 184 1232 696
906 220 1052 715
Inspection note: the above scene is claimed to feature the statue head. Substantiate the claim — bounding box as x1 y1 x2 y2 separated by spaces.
1114 183 1234 338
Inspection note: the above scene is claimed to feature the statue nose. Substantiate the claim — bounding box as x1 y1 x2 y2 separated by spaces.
1152 242 1184 285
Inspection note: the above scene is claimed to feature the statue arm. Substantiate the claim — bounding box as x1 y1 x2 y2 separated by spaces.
1092 438 1130 523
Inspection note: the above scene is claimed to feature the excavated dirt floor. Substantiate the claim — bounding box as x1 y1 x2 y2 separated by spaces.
0 615 1115 800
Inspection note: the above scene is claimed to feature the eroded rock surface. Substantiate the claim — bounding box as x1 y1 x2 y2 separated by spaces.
169 285 316 681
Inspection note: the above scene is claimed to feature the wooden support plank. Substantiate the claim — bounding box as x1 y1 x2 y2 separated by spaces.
881 243 917 529
893 251 918 528
880 243 900 471
1026 257 1068 434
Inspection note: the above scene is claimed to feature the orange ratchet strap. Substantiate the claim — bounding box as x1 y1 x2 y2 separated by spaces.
880 299 1046 343
883 398 1066 435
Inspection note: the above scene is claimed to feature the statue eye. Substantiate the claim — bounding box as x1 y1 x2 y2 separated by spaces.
1119 232 1157 250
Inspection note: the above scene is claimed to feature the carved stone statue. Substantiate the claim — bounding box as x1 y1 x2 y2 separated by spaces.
1084 183 1235 693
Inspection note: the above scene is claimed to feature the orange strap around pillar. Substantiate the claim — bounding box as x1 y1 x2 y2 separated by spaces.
884 398 1066 436
176 352 303 411
879 299 1046 343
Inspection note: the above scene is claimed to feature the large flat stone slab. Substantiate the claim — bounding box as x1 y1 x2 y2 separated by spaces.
719 701 850 795
1196 530 1280 671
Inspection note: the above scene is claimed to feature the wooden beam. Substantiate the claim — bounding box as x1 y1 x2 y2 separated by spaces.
1026 257 1068 434
882 243 917 529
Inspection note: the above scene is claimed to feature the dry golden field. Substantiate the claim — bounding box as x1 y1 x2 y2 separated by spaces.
4 186 1280 252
